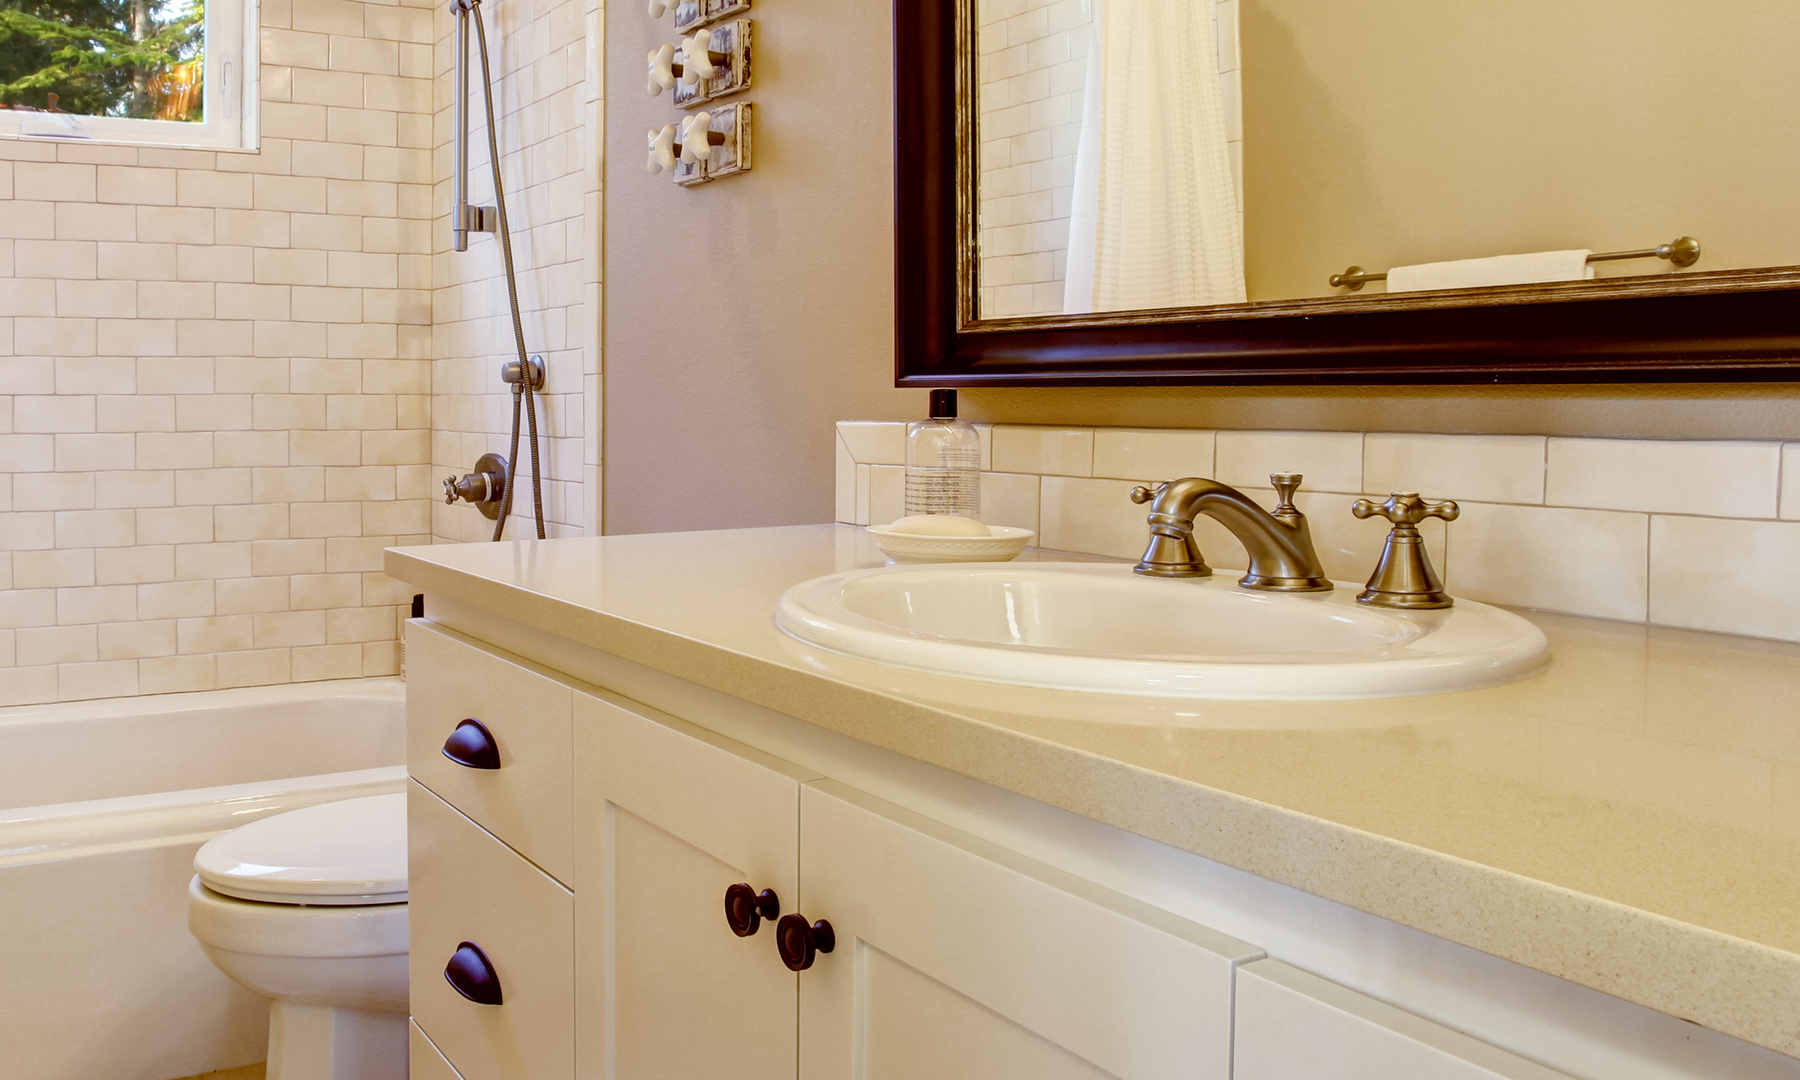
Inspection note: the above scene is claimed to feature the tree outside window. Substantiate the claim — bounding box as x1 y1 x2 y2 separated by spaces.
0 0 206 122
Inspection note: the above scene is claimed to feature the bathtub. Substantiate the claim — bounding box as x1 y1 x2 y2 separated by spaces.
0 678 407 1080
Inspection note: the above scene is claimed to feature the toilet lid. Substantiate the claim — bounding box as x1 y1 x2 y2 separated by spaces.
195 793 407 905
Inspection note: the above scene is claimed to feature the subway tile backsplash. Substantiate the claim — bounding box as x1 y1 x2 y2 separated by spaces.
837 422 1800 644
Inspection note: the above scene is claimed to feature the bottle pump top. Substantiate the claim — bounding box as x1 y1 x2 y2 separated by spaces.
929 389 957 419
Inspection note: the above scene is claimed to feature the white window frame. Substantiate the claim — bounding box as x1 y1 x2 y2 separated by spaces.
0 0 258 151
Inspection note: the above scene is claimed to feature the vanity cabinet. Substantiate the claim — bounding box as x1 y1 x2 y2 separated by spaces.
571 688 1254 1080
1234 960 1569 1080
403 619 1771 1080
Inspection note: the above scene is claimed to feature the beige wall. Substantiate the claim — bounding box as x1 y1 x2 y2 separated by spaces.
0 0 436 708
601 0 921 534
602 0 1800 476
1243 0 1800 301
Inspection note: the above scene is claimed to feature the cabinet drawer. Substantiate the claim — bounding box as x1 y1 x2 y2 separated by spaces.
1235 959 1572 1080
409 780 573 1080
410 1020 462 1080
407 621 574 883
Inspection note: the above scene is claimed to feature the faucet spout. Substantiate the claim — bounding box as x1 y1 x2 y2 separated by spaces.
1130 474 1333 592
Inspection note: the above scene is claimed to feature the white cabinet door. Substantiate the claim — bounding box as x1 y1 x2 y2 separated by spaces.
798 779 1262 1080
1235 960 1574 1080
573 692 822 1080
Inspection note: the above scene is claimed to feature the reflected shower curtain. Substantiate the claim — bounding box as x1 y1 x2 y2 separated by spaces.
1063 0 1245 313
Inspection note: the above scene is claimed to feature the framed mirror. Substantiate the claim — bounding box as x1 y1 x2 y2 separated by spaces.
895 0 1800 385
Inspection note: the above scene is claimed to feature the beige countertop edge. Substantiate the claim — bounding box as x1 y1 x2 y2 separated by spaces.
386 549 1800 1058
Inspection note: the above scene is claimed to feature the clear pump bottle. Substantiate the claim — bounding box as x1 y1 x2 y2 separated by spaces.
904 389 981 518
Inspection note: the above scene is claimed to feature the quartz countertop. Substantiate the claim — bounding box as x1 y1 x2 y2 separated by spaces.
386 524 1800 1058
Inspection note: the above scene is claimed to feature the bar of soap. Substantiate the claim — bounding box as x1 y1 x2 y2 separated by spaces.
886 514 992 537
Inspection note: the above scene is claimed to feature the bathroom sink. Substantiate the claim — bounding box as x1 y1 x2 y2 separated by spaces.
775 563 1548 700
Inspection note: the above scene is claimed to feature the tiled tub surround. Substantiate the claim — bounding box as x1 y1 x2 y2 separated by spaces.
427 0 601 543
0 0 440 707
837 422 1800 643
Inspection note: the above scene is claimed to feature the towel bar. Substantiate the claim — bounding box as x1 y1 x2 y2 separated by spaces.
1328 236 1701 290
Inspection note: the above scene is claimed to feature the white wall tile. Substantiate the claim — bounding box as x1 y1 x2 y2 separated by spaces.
1444 503 1648 623
0 0 443 686
869 465 906 527
837 420 908 465
834 433 856 524
1782 443 1800 521
1650 516 1800 642
992 425 1094 476
980 472 1041 533
1364 433 1545 505
1214 430 1363 494
1091 427 1215 482
1546 437 1781 518
1039 476 1148 559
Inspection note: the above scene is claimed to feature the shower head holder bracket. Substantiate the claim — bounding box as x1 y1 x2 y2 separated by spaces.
502 355 545 393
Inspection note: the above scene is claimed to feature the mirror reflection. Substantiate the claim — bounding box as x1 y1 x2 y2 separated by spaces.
973 0 1800 319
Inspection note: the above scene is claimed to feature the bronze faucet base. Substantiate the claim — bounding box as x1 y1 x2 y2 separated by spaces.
1356 587 1453 609
1241 573 1334 593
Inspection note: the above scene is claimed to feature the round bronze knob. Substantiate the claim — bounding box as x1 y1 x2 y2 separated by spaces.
775 913 835 971
724 882 780 937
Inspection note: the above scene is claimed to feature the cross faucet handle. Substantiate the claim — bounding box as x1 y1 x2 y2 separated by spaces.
1352 492 1459 527
1349 492 1457 609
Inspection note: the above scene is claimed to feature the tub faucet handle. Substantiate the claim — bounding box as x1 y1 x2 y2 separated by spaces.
647 124 680 173
1350 492 1459 609
680 111 726 163
647 44 680 95
680 29 725 83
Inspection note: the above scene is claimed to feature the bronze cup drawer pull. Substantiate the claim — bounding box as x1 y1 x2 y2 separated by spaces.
442 718 501 770
444 941 504 1005
724 882 780 937
775 913 835 971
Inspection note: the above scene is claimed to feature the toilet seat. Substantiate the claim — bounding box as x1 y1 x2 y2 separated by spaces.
195 793 407 906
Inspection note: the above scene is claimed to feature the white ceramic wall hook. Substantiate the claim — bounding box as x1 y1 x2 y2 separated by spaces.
679 29 726 83
646 44 680 95
680 112 726 163
646 124 680 173
647 0 669 17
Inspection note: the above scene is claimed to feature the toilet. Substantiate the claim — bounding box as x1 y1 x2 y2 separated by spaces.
187 793 409 1080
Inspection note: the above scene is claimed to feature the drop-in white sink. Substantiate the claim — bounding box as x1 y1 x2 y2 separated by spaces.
776 563 1548 700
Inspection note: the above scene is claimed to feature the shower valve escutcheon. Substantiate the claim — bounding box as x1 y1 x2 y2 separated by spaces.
1350 493 1459 608
444 453 509 520
1129 473 1333 592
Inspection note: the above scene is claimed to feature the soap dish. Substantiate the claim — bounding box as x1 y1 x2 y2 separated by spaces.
866 524 1036 563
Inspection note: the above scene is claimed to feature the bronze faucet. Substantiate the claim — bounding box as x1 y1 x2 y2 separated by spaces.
1129 474 1333 592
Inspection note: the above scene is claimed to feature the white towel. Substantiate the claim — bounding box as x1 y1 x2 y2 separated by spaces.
1386 250 1594 293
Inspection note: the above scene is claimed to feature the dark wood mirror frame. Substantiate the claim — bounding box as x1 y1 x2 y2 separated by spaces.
894 0 1800 387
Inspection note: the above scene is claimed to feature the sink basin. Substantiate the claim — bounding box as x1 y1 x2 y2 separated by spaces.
776 563 1548 700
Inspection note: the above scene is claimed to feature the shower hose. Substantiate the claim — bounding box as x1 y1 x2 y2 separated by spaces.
471 1 545 541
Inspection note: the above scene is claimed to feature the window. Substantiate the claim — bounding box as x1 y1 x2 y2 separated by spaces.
0 0 256 149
